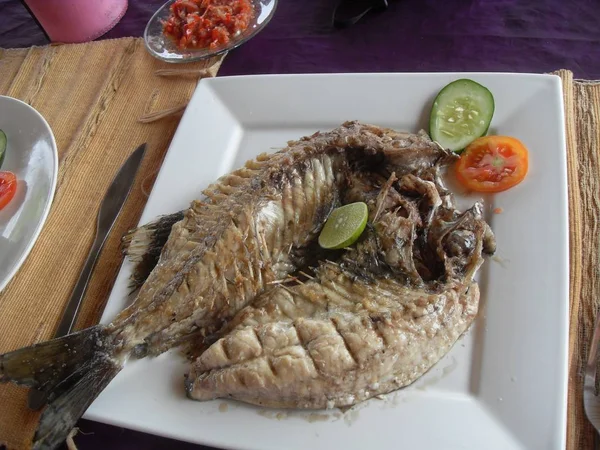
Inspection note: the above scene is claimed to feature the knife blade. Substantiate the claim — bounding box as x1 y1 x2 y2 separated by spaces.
28 143 146 410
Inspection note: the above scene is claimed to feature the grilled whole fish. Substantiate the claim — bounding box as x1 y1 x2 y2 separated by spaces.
186 173 493 408
0 121 468 450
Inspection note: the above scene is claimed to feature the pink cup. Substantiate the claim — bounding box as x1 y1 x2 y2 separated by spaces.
23 0 129 43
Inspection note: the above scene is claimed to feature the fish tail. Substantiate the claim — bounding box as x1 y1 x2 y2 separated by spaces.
0 326 121 450
121 211 184 289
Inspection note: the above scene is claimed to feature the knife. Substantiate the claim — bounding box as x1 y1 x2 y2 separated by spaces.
28 143 146 410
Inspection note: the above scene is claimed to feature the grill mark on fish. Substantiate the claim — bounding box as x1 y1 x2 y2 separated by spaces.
266 355 278 378
237 372 249 389
280 178 294 256
292 320 333 378
252 327 264 353
330 317 360 367
305 161 317 233
367 314 389 347
221 336 233 362
292 169 304 238
274 292 301 323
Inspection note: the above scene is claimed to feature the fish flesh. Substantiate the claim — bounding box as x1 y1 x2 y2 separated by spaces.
186 172 494 408
0 121 494 450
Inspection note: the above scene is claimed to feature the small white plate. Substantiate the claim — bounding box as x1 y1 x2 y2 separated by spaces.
88 73 569 450
0 96 58 292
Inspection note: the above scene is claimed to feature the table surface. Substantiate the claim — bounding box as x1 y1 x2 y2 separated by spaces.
1 0 599 449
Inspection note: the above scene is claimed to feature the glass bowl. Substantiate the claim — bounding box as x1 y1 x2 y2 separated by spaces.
144 0 278 63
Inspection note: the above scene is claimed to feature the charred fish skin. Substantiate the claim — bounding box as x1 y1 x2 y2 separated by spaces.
109 121 450 357
0 122 452 450
121 123 455 291
110 150 350 356
186 172 494 408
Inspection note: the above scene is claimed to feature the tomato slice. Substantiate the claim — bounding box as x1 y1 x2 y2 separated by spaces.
0 171 17 210
455 136 529 193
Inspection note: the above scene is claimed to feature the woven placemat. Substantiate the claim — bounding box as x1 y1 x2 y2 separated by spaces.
0 37 222 450
0 59 594 449
556 69 600 450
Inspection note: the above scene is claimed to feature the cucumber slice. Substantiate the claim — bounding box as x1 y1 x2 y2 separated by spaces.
429 79 495 152
0 130 5 169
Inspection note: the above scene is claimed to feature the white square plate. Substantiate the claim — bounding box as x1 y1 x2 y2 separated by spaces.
86 73 569 450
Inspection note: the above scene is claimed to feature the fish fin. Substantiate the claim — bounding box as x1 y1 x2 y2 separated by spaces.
32 356 119 450
0 326 121 450
121 211 184 289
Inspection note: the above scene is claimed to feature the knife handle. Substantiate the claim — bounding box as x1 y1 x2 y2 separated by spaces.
54 236 105 337
27 235 105 410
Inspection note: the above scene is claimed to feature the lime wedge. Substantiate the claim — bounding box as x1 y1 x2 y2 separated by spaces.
0 130 6 169
318 202 368 249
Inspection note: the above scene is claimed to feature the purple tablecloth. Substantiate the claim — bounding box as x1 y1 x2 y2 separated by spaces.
1 0 599 449
3 0 600 78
